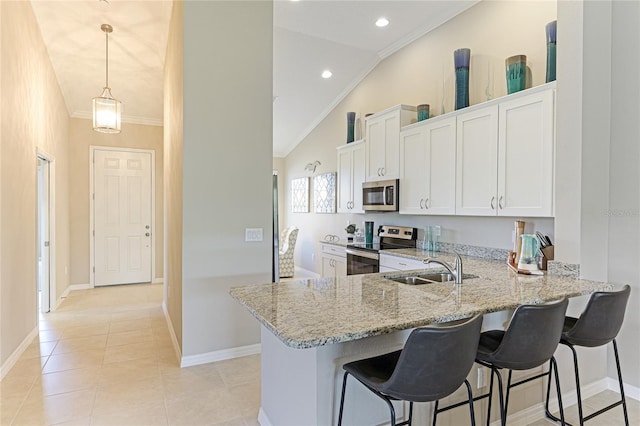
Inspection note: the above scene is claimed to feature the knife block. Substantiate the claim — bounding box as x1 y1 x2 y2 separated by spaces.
538 245 555 270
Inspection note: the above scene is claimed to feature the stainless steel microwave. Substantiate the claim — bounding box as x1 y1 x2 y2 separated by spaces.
362 179 399 212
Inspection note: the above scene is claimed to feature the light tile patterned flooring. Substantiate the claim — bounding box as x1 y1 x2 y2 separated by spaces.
0 284 260 426
1 282 637 425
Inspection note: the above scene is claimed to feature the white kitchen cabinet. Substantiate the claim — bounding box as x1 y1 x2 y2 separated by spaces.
337 140 366 213
455 105 499 216
498 89 554 216
320 244 346 277
455 87 555 217
399 117 456 215
365 105 417 182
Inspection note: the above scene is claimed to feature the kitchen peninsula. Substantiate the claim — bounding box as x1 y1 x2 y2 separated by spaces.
230 254 613 425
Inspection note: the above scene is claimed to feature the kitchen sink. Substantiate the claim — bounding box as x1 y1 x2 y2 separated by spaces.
388 273 478 285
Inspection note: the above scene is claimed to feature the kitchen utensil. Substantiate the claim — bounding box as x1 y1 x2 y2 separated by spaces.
514 221 526 264
536 231 547 248
517 234 541 271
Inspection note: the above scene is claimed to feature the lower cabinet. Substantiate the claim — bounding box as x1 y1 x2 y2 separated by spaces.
321 244 347 277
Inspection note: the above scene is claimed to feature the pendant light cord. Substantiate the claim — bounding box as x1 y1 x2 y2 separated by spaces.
105 28 109 88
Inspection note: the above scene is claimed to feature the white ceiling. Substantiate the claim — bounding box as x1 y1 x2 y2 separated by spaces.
30 0 476 155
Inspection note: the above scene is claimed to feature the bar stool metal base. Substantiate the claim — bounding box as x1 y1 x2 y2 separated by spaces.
474 357 566 426
545 339 629 426
338 371 413 426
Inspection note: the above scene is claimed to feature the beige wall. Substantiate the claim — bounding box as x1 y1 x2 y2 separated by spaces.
0 0 70 367
163 0 183 351
180 0 272 357
284 0 557 272
68 118 164 286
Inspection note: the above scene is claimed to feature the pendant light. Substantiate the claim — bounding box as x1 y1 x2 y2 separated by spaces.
93 24 122 133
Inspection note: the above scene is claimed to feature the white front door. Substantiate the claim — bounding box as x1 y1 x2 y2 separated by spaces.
93 149 152 286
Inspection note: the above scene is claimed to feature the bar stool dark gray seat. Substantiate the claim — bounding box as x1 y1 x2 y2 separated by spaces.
545 285 631 426
474 298 569 426
337 315 483 426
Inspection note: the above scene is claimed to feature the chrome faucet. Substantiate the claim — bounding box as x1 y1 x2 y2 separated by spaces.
423 253 463 284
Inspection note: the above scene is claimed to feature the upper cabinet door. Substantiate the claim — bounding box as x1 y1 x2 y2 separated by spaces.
456 105 499 216
366 119 386 181
337 146 354 213
337 140 366 214
365 105 417 182
351 142 366 213
498 90 554 217
425 117 457 215
399 126 427 214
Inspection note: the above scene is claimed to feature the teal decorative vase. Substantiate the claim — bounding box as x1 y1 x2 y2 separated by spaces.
506 55 526 94
454 48 471 110
346 112 355 143
546 20 557 82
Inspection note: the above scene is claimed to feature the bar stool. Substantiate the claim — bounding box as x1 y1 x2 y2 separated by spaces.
337 315 483 426
474 298 569 426
545 285 631 426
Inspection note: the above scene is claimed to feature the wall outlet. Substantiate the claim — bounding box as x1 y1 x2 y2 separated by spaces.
477 366 487 388
245 228 263 242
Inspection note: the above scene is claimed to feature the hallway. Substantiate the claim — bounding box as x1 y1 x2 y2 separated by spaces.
0 284 260 425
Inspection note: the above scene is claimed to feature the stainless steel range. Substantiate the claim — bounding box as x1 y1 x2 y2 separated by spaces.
345 225 418 276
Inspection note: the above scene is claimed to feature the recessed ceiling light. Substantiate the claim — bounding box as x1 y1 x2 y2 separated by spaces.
322 70 333 79
375 17 390 28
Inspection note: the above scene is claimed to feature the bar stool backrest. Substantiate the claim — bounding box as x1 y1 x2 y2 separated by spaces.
563 285 631 347
488 298 568 370
380 315 482 402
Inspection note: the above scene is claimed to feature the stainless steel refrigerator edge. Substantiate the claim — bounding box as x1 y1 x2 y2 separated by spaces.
272 171 279 282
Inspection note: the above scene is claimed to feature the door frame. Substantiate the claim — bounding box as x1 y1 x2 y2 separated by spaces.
36 149 56 312
89 146 156 287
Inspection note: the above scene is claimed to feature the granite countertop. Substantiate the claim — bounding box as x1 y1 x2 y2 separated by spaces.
230 254 613 349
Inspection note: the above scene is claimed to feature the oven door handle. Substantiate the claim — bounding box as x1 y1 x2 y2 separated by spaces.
346 248 379 260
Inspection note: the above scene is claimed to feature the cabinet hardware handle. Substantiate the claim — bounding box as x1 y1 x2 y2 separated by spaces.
399 262 407 266
420 199 424 209
490 196 495 210
381 167 385 176
498 196 504 209
425 198 429 209
350 201 353 209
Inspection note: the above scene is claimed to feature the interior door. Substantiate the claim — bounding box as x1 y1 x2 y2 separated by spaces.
94 149 152 286
37 157 51 312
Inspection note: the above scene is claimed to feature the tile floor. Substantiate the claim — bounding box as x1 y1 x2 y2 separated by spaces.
1 283 637 425
0 284 259 426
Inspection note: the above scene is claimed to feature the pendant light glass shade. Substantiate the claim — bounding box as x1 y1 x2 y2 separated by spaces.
93 87 122 133
93 24 122 134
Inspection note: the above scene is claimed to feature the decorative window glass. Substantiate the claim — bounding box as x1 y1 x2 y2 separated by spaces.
313 172 336 213
291 177 309 213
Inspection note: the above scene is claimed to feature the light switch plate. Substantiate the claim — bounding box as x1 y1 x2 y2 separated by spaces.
245 228 263 242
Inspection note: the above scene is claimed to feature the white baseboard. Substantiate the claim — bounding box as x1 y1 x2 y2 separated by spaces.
180 343 261 368
607 377 640 401
257 408 272 426
0 327 38 380
69 283 92 291
53 286 72 310
152 277 164 284
162 301 182 363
